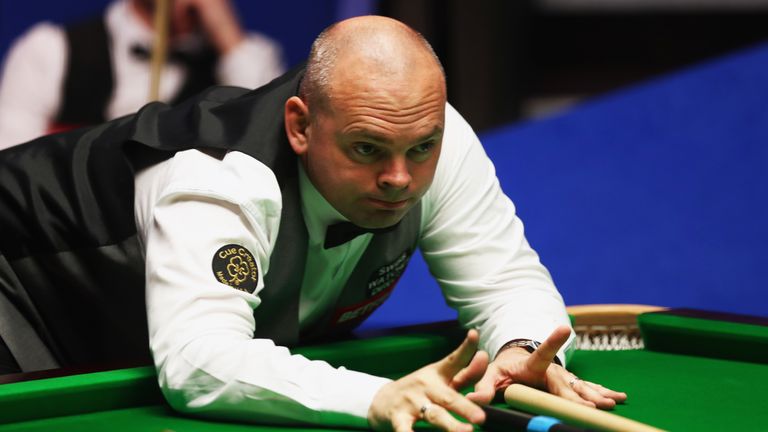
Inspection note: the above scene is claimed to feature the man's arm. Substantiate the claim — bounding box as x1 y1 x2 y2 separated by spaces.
420 104 626 407
137 150 388 427
138 149 494 430
0 23 66 149
420 104 572 362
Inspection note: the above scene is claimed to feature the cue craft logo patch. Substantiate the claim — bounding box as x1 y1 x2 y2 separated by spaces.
212 244 258 293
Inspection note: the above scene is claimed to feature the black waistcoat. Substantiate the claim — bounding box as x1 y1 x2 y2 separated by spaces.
54 16 217 128
0 66 419 370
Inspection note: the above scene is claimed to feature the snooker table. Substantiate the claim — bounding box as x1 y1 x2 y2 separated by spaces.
0 309 767 431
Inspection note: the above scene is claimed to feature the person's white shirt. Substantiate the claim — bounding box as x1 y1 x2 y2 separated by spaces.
0 0 285 149
134 103 573 427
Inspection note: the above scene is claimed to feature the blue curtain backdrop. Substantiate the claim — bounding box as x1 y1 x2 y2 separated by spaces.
364 42 768 328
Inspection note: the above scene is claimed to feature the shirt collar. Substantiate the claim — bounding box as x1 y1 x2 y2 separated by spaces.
108 0 155 48
298 162 350 245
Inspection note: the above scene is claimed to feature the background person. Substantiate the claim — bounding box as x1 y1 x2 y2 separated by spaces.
0 0 285 149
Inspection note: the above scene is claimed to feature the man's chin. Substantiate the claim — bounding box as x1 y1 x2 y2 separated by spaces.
351 210 408 230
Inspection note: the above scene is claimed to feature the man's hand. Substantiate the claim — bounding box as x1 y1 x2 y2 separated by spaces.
171 0 245 54
368 330 488 432
467 326 627 409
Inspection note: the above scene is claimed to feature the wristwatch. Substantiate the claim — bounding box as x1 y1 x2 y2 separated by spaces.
497 338 562 365
497 339 541 355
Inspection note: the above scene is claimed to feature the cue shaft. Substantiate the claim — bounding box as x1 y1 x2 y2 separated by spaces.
482 405 595 432
149 0 170 102
504 384 666 432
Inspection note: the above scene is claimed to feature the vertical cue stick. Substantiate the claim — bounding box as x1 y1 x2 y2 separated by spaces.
504 384 666 432
148 0 171 102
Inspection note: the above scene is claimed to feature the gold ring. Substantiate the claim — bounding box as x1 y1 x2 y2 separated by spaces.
419 402 432 419
568 376 580 388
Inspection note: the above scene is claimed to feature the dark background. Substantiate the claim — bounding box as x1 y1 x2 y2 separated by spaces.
3 0 768 131
381 0 768 129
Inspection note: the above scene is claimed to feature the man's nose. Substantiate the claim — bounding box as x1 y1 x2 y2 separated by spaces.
377 157 412 191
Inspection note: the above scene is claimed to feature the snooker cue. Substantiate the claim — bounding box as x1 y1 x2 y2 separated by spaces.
148 0 171 101
482 405 596 432
504 384 665 432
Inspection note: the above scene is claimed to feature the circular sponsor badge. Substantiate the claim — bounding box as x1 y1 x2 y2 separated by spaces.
211 244 259 293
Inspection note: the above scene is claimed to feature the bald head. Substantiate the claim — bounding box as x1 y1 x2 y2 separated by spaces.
284 16 447 229
299 16 445 114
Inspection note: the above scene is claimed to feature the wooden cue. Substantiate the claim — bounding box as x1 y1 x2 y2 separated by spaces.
148 0 171 101
504 384 665 432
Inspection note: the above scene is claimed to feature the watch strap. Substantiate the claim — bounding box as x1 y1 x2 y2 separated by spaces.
497 338 563 366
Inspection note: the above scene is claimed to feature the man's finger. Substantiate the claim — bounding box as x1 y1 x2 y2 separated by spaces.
525 325 571 375
426 386 485 425
557 385 597 408
421 404 474 432
465 369 496 404
570 380 616 410
584 381 628 403
436 329 480 377
450 350 488 390
391 413 414 432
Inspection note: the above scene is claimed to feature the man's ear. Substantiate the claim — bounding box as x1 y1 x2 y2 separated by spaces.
285 96 310 156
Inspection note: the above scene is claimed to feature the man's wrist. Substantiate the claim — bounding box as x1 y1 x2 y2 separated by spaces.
496 339 562 366
496 339 540 356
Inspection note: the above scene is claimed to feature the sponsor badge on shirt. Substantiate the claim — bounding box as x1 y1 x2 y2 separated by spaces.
331 249 412 326
366 250 410 298
211 244 258 293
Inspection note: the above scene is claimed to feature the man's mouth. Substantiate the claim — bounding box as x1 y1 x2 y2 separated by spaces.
367 197 410 210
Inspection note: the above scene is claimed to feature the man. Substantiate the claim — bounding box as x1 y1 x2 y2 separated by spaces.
0 0 285 149
0 15 625 431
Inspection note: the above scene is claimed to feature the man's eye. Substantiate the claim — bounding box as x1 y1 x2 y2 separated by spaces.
411 141 434 154
353 144 377 156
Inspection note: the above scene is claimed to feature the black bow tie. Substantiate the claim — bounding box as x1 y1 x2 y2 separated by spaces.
130 44 213 65
324 222 399 249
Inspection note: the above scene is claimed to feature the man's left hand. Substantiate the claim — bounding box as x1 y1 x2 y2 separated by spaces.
466 326 627 409
173 0 245 54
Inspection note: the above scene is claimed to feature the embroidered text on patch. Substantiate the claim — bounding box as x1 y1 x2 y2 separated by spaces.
212 244 258 293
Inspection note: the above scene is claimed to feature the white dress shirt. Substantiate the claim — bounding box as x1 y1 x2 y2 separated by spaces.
134 104 573 427
0 0 285 149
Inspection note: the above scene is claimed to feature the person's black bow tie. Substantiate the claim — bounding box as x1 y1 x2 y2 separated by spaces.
130 44 212 65
130 44 161 61
324 222 399 249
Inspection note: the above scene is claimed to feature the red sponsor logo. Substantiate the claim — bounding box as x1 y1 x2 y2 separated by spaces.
331 275 403 326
